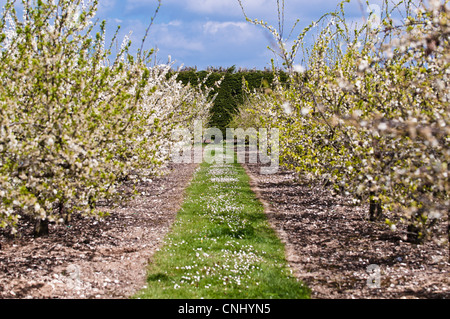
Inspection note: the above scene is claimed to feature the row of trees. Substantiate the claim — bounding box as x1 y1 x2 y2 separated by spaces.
0 0 214 236
234 0 449 243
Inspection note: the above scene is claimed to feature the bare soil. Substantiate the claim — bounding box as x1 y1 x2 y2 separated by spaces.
1 153 448 300
243 162 449 299
0 163 198 299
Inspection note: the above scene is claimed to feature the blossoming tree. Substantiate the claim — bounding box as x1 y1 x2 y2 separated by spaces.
235 0 449 243
0 0 214 236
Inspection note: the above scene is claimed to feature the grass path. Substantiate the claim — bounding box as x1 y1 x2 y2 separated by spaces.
134 151 310 299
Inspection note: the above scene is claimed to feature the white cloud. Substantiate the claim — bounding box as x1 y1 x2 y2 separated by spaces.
167 20 182 27
201 20 264 47
203 21 248 35
149 22 205 52
155 32 205 52
97 0 117 14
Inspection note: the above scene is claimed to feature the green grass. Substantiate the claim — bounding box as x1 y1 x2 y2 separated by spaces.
133 150 310 299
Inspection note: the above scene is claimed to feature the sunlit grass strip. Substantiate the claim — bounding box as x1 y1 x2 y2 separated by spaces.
134 155 310 299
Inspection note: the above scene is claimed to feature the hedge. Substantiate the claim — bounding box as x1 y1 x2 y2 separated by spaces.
171 67 289 132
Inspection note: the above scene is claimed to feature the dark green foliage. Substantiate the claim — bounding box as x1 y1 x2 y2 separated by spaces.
172 67 288 132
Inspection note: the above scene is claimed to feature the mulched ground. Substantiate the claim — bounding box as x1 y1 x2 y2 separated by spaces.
0 162 198 299
243 162 449 299
1 152 448 299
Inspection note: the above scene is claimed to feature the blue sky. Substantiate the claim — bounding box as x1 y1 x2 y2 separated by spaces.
2 0 421 70
96 0 374 70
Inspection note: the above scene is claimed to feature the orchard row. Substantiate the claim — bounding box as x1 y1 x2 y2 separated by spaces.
234 0 449 243
0 0 214 235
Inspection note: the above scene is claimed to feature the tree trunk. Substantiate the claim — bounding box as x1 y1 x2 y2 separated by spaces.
34 218 49 237
369 195 382 221
406 209 426 244
406 223 423 244
58 201 71 225
447 211 450 263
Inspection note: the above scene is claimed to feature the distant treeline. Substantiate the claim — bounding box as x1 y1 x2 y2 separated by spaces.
170 66 289 132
